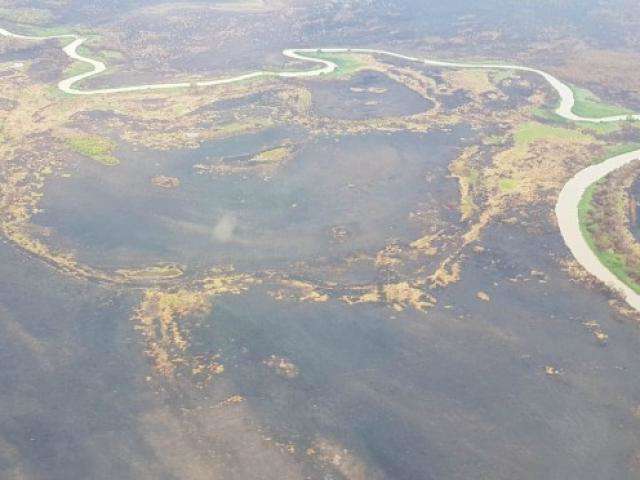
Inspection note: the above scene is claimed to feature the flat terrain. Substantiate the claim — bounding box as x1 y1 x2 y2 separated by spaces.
2 1 640 479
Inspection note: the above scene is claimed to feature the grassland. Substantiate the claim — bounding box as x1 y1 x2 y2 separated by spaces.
66 135 120 166
577 121 630 135
77 43 124 63
578 181 640 294
570 85 633 118
524 117 640 294
533 96 636 135
499 178 518 192
304 51 369 78
63 41 120 80
64 61 93 78
598 143 640 163
512 121 593 152
254 145 291 163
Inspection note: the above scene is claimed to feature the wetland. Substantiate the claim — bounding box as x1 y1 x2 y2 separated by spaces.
3 1 640 479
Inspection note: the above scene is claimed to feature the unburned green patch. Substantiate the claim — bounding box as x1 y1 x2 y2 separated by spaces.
512 122 593 153
570 85 633 118
532 108 632 136
66 135 119 166
303 51 369 79
499 178 518 192
77 44 124 63
578 181 640 294
576 121 628 135
64 61 93 78
598 143 640 164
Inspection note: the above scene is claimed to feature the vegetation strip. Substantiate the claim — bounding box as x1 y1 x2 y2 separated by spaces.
2 26 640 309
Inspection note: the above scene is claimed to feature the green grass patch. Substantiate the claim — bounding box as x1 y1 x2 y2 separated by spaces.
64 61 93 78
600 143 640 162
574 138 640 293
578 181 640 294
45 85 74 101
67 135 119 166
499 178 518 192
533 101 634 135
578 183 597 242
65 43 113 78
576 120 627 135
578 143 640 166
302 51 368 78
570 85 633 118
77 44 123 63
16 25 90 37
62 43 116 87
513 121 592 150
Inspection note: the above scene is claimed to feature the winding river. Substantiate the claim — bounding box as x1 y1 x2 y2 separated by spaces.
2 27 640 309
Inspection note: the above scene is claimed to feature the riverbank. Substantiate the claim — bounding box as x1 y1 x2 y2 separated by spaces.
2 25 640 310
